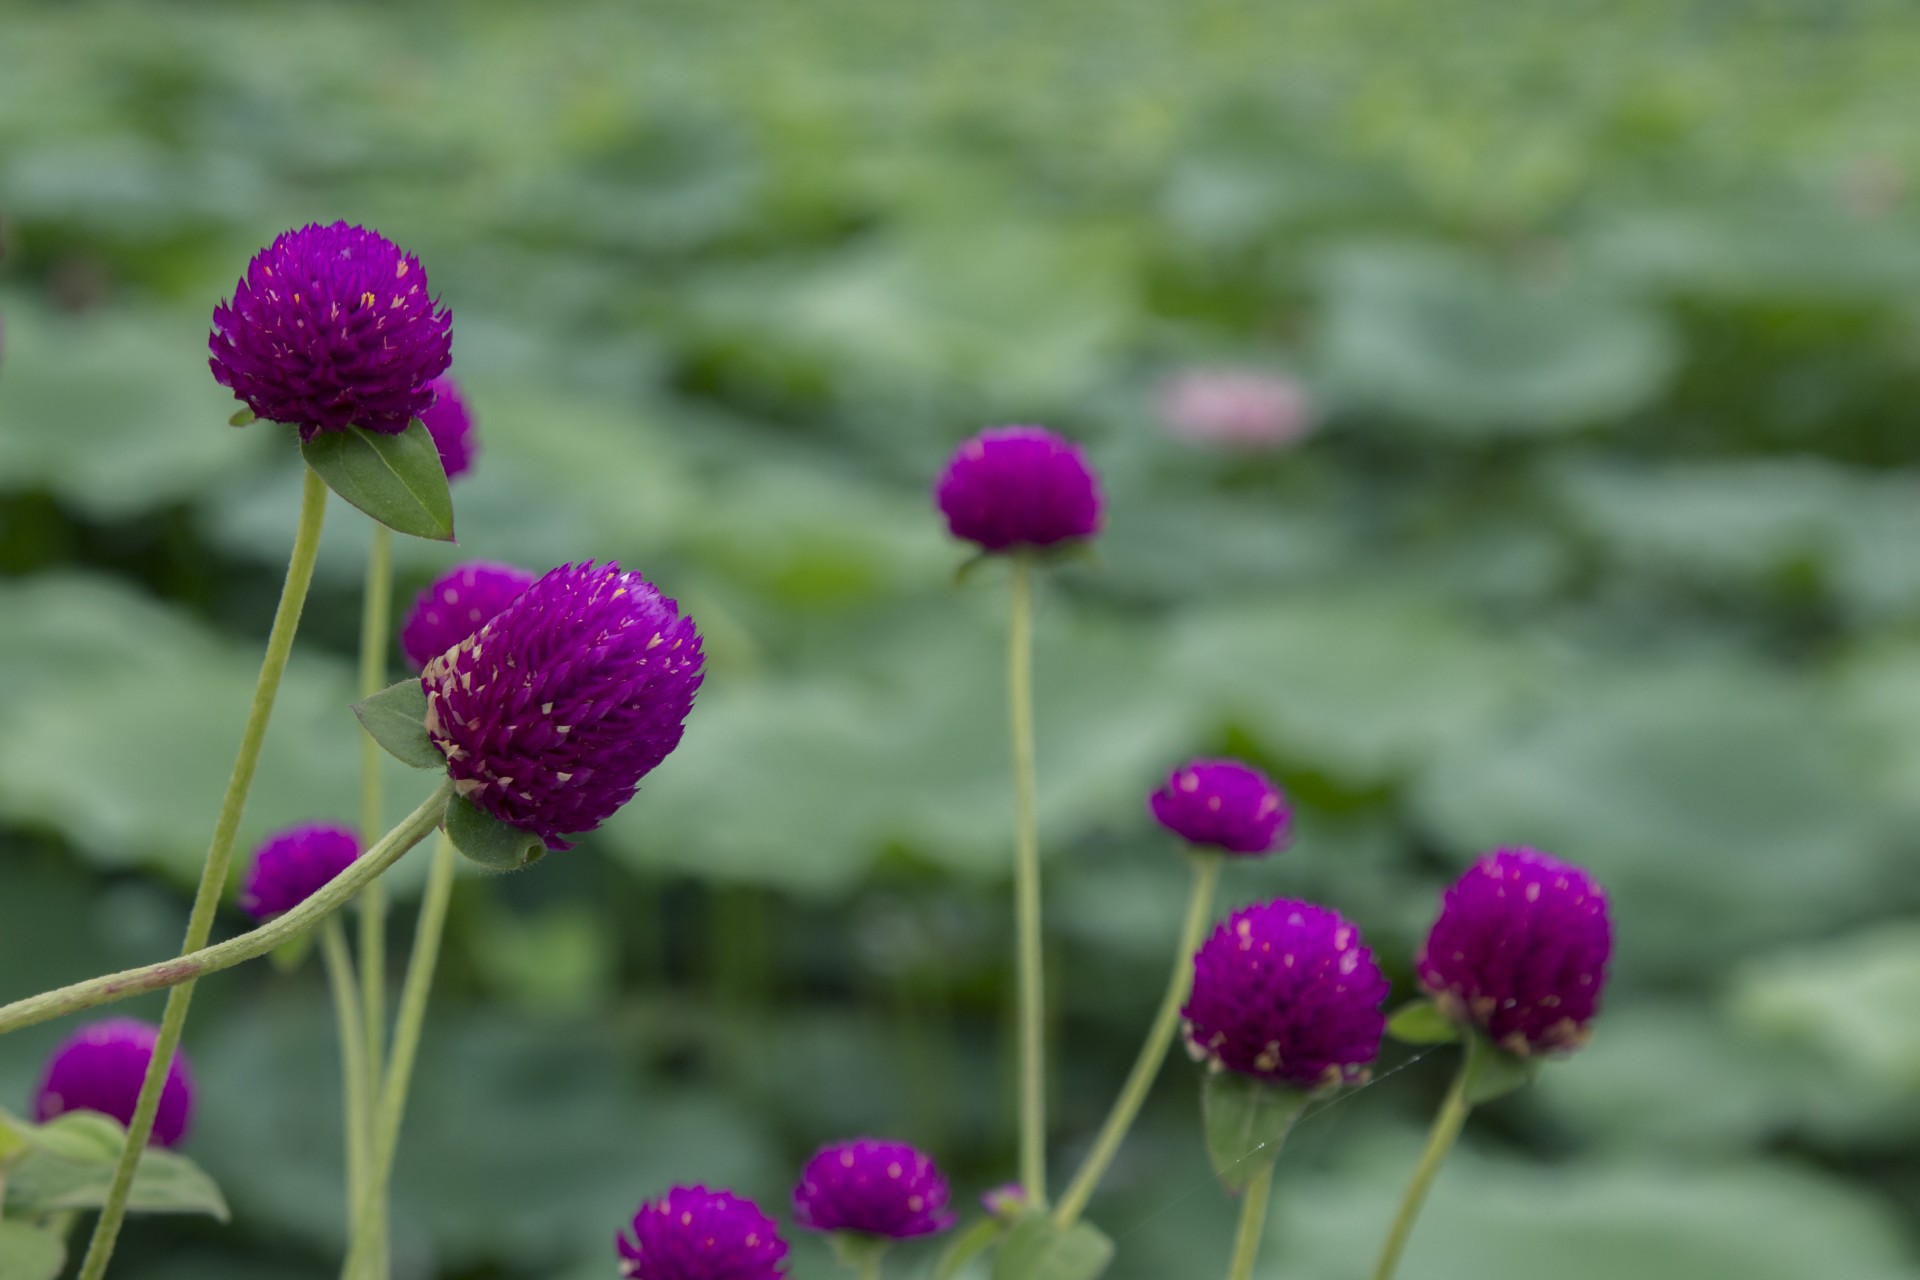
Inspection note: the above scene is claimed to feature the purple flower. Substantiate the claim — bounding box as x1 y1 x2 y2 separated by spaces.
1417 848 1612 1056
420 374 477 480
793 1138 955 1239
422 561 703 850
980 1183 1027 1222
33 1019 194 1147
400 561 537 670
240 822 361 919
618 1185 789 1280
1157 368 1315 449
1183 900 1388 1091
210 222 452 440
933 426 1103 553
1148 758 1289 856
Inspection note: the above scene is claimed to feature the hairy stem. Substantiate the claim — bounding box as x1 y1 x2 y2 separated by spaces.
1369 1042 1476 1280
1007 552 1048 1208
73 466 330 1280
320 919 370 1248
1226 1161 1274 1280
355 522 393 1278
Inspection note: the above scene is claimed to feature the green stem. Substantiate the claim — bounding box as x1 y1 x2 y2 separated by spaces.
0 785 451 1038
1226 1160 1274 1280
1055 851 1221 1227
355 523 392 1279
320 919 370 1246
344 832 457 1280
72 466 330 1280
1368 1042 1477 1280
1007 552 1048 1209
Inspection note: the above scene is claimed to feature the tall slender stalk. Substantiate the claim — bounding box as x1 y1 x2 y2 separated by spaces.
355 521 393 1278
73 469 330 1280
1055 851 1221 1227
1006 552 1048 1208
1226 1162 1275 1280
1369 1043 1476 1280
320 919 370 1240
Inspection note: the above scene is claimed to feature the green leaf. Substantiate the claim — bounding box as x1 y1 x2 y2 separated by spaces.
25 1112 126 1162
299 420 454 541
227 406 256 427
4 1115 229 1221
0 1220 67 1280
352 678 444 770
1201 1072 1310 1193
934 1217 1006 1280
992 1216 1114 1280
1463 1035 1539 1106
1387 999 1462 1046
444 795 547 872
269 931 314 972
0 1109 34 1168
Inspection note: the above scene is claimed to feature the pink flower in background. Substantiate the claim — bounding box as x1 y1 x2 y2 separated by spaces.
1157 368 1315 449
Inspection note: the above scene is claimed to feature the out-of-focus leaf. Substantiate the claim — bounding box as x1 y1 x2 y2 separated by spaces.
0 1220 65 1280
993 1217 1114 1280
1732 923 1920 1092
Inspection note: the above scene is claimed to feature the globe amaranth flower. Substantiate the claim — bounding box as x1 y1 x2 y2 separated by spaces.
980 1183 1026 1222
1157 368 1315 450
934 426 1103 552
210 222 452 440
422 561 703 850
1416 848 1612 1056
1183 899 1388 1091
1149 758 1289 855
793 1139 955 1239
420 374 477 480
241 822 360 919
618 1185 789 1280
33 1018 194 1147
400 561 537 670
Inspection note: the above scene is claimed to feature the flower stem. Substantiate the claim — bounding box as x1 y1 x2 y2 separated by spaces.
320 919 370 1249
1226 1160 1274 1280
1055 851 1221 1228
71 465 330 1280
1007 551 1048 1209
1369 1042 1477 1280
344 832 457 1280
355 522 392 1279
0 785 451 1038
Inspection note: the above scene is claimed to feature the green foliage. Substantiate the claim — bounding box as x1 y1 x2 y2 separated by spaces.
299 422 454 542
1200 1073 1310 1193
351 679 443 771
0 1111 228 1222
994 1216 1115 1280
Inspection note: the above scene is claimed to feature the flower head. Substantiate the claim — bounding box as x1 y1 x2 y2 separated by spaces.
33 1018 194 1147
1149 759 1289 855
618 1185 789 1280
400 561 537 670
933 426 1103 553
1183 900 1388 1090
793 1138 955 1239
241 822 360 919
210 222 452 440
1157 368 1314 449
980 1183 1027 1222
422 561 703 850
420 374 477 480
1417 848 1612 1056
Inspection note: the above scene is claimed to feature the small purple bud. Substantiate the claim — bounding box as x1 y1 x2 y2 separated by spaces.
1417 848 1613 1057
1183 899 1388 1091
33 1018 194 1147
617 1184 789 1280
209 222 453 440
422 561 704 851
1148 758 1289 855
793 1138 955 1239
419 374 477 481
240 822 360 919
980 1183 1027 1222
933 426 1103 553
1157 368 1315 449
399 561 537 671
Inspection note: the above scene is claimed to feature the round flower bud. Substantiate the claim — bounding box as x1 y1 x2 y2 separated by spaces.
33 1018 194 1147
209 222 453 440
422 561 703 850
1157 368 1314 449
1148 758 1289 855
1183 899 1388 1091
241 822 360 919
793 1138 955 1239
400 561 537 671
618 1184 789 1280
980 1183 1027 1222
933 426 1103 553
1416 848 1612 1056
420 374 477 480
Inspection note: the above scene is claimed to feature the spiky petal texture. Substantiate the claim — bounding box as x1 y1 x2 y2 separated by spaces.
1183 899 1388 1090
241 822 360 919
933 426 1103 552
33 1018 194 1147
209 222 452 439
617 1185 789 1280
793 1138 955 1239
1417 848 1612 1056
422 561 703 850
420 374 477 480
1148 758 1290 855
400 561 537 671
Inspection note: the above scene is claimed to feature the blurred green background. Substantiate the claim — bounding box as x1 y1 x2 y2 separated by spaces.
4 1 1920 1276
